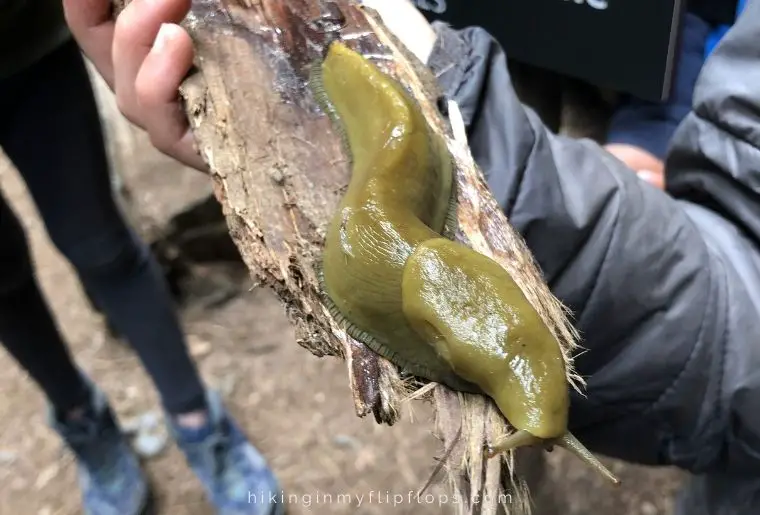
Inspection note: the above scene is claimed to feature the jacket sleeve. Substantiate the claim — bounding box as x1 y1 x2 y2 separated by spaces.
425 2 760 475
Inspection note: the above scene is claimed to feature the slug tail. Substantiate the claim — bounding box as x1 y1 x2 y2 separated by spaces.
558 432 621 486
485 429 540 458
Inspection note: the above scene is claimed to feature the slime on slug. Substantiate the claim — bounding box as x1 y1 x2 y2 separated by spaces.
308 38 619 486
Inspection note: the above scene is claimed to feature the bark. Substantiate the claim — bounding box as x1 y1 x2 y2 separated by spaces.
109 1 583 513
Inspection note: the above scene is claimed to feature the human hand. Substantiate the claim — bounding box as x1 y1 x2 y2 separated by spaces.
604 144 665 190
63 0 436 172
63 0 207 171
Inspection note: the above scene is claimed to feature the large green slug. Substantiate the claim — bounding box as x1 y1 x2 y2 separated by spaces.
310 40 619 485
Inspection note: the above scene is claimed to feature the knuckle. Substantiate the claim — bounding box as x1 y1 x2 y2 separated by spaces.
148 130 174 156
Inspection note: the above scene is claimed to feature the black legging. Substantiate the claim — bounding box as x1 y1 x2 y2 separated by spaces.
0 38 206 416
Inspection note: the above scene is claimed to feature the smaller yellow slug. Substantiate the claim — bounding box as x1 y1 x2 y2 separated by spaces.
310 40 619 486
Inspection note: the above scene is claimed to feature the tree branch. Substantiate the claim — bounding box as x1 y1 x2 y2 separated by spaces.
109 1 582 513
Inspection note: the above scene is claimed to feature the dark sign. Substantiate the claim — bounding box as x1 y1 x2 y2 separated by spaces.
414 0 686 102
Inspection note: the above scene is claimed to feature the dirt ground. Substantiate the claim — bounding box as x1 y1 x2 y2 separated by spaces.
0 89 686 514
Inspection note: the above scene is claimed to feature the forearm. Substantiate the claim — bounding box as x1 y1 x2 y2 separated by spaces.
426 21 760 473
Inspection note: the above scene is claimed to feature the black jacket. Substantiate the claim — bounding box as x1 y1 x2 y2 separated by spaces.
0 0 70 80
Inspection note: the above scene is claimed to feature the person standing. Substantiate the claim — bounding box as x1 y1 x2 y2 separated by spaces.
0 1 282 513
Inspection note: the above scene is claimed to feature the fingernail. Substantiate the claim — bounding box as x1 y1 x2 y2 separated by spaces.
153 23 173 52
637 170 657 182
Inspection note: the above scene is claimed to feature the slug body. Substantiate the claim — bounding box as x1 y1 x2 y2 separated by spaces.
311 40 477 392
402 238 568 439
311 41 618 485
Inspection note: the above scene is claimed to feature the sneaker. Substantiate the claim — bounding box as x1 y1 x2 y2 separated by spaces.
49 382 152 515
169 390 284 515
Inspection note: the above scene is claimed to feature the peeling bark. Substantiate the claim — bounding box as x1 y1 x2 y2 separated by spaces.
109 1 583 513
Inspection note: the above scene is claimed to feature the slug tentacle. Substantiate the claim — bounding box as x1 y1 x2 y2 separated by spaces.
485 429 540 455
486 430 620 486
556 432 621 486
311 41 619 487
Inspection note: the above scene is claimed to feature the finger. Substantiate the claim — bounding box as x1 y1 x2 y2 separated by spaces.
112 0 191 126
63 0 116 87
135 23 207 171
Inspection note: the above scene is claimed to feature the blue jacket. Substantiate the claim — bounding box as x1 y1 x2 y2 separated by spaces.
705 0 746 56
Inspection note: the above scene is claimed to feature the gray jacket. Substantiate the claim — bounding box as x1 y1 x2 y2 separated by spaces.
426 1 760 513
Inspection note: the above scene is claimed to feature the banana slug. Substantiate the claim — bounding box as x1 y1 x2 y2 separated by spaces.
310 40 619 485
